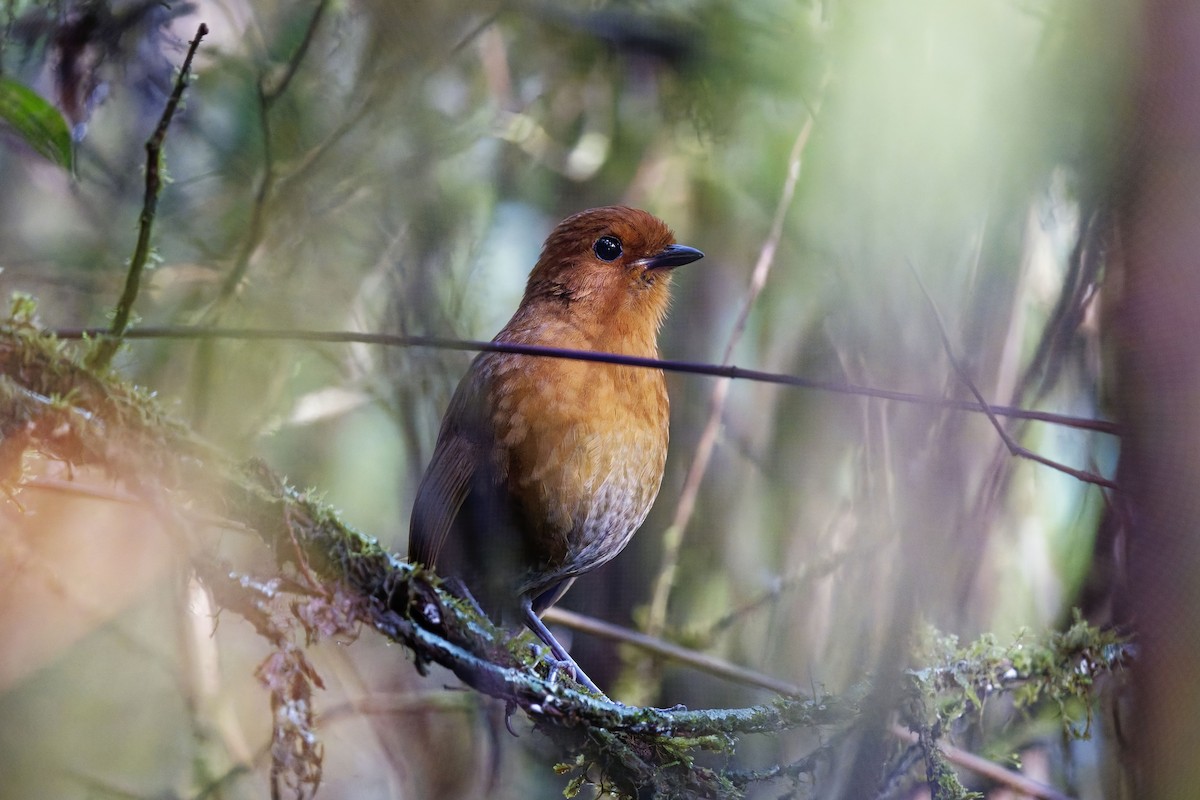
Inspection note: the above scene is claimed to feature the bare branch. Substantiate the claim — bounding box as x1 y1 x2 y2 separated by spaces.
542 607 804 697
890 725 1075 800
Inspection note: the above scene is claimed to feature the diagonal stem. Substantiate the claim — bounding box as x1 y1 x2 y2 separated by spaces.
88 22 208 371
644 109 818 644
908 260 1117 490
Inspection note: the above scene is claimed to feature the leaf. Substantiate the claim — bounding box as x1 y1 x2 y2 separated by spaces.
0 78 74 171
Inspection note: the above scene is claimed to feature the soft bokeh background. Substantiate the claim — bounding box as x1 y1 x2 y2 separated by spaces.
0 0 1157 797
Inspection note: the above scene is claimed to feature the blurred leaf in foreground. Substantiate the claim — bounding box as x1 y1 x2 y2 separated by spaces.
0 77 74 172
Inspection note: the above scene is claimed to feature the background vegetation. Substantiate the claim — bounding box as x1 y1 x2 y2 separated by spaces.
0 0 1185 797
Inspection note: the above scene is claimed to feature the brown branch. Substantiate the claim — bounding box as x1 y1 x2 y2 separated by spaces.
890 725 1076 800
541 607 804 697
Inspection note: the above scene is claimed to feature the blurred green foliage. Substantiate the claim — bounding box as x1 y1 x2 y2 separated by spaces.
0 0 1133 797
0 77 73 169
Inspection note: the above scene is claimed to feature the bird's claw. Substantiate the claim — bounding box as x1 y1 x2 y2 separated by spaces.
503 700 520 737
527 643 578 683
526 642 602 694
547 655 580 685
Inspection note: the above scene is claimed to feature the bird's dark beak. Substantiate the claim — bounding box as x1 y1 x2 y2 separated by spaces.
641 243 704 271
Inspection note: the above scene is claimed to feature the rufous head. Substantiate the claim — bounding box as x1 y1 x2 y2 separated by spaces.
521 206 703 338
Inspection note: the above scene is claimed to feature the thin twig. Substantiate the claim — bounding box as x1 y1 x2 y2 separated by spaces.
725 729 847 788
704 546 855 637
908 261 1118 490
18 476 144 505
193 0 326 432
643 107 820 649
541 607 804 697
262 0 329 111
214 0 329 304
88 22 208 370
50 325 1120 435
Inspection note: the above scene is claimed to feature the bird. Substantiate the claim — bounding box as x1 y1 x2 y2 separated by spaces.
408 206 703 694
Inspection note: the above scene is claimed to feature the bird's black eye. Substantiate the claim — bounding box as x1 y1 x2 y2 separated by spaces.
593 235 623 262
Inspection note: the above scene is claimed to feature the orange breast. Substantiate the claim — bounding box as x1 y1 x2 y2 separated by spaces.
483 348 669 592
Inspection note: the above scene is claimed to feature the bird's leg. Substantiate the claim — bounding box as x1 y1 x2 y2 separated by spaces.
520 596 604 695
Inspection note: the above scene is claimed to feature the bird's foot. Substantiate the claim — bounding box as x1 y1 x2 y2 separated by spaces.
527 643 604 696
